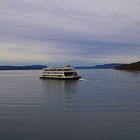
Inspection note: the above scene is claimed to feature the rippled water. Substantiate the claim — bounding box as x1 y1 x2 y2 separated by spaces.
0 70 140 140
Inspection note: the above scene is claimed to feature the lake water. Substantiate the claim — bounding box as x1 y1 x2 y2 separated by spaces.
0 69 140 140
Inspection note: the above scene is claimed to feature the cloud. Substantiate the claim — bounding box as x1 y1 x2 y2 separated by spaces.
0 0 140 65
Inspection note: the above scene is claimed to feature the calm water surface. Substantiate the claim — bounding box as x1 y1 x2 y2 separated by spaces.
0 69 140 140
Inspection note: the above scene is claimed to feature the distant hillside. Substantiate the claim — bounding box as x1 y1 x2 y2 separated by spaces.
76 63 121 69
0 65 46 70
115 61 140 71
0 63 122 70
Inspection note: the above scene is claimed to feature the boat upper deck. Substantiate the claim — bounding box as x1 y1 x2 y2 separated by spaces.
43 67 75 72
43 64 76 72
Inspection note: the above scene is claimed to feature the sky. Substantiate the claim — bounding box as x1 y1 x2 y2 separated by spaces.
0 0 140 66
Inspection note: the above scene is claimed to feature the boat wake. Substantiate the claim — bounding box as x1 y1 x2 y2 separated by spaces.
79 78 90 81
79 78 103 82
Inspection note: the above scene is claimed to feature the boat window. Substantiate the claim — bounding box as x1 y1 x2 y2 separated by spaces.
56 69 62 71
64 72 77 76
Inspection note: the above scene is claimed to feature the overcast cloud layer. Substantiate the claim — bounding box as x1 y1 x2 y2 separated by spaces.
0 0 140 65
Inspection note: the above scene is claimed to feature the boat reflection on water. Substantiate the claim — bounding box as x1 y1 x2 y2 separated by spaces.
41 79 79 111
42 79 78 95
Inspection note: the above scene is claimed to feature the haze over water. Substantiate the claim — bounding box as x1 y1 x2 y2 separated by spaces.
0 69 140 140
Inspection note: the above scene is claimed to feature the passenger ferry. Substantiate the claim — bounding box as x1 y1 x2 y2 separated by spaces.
40 64 81 80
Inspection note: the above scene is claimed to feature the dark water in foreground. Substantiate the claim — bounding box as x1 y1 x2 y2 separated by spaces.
0 69 140 140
